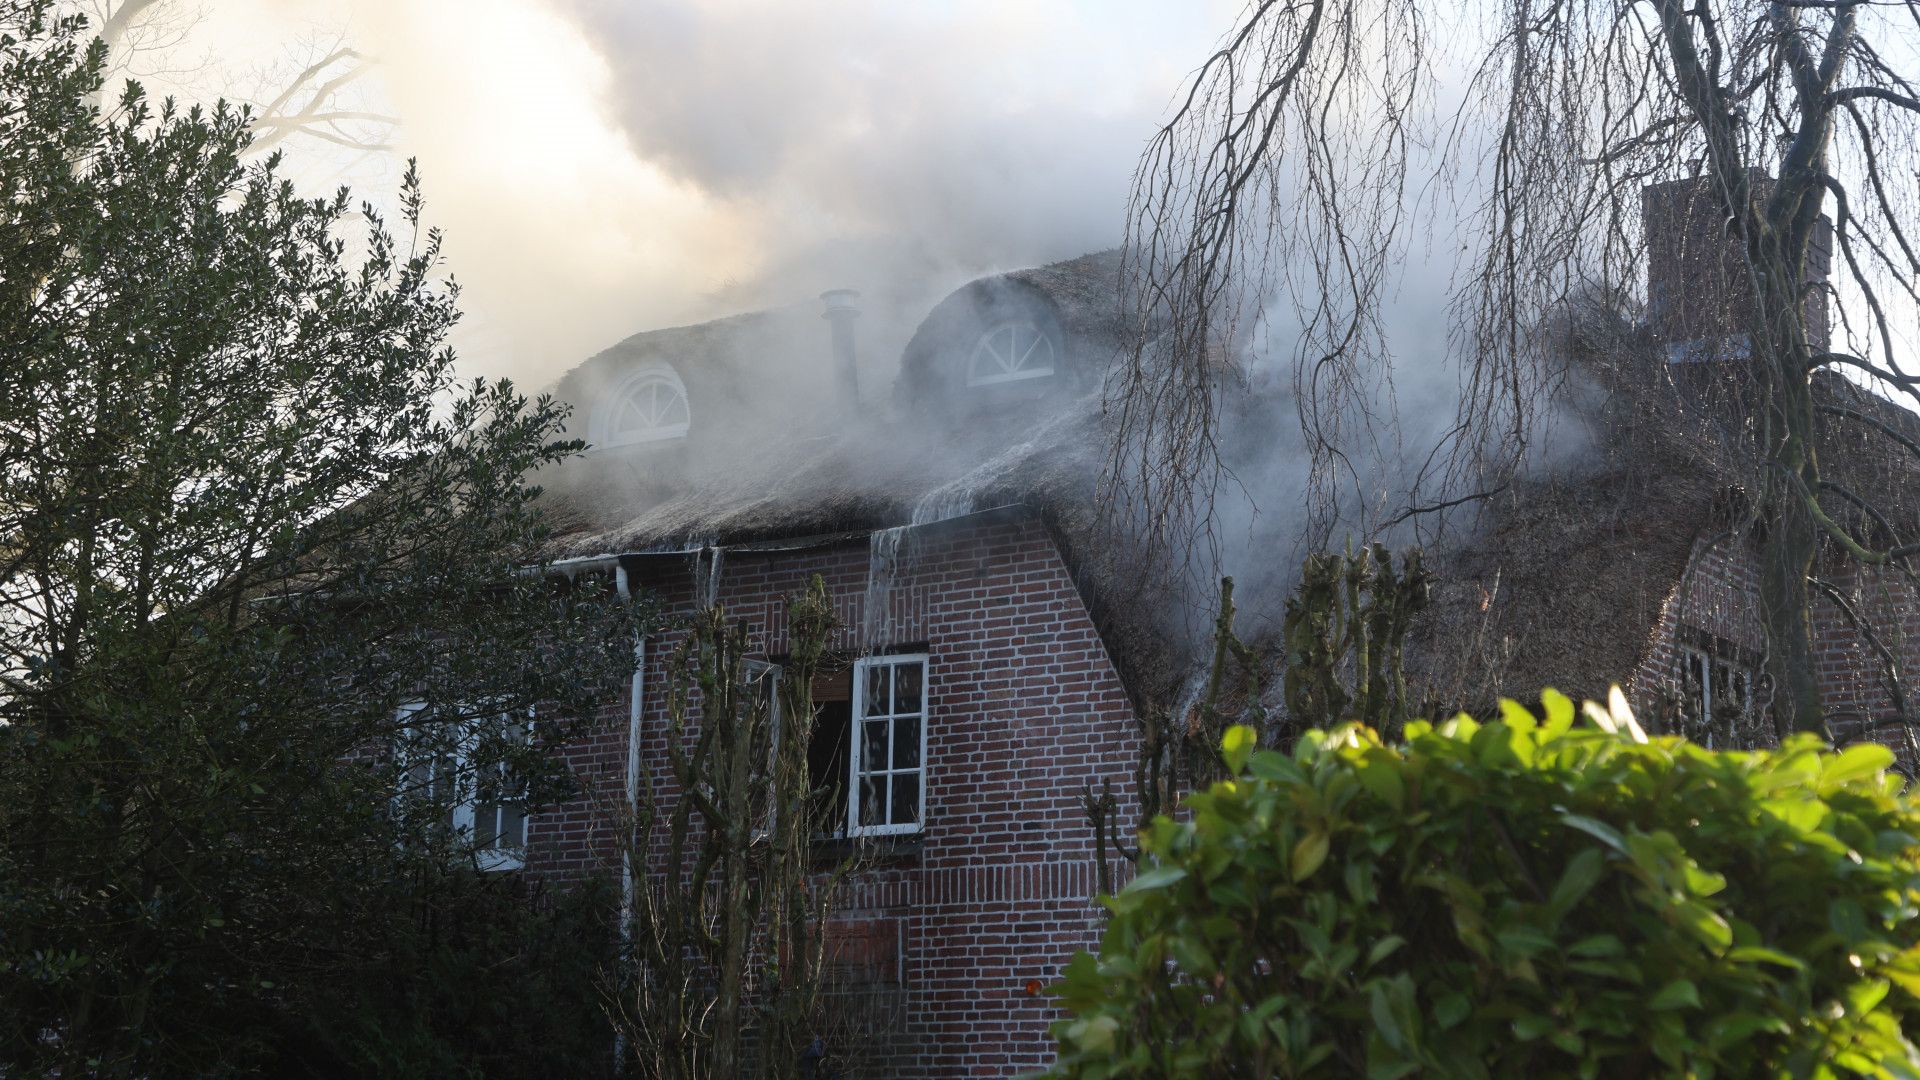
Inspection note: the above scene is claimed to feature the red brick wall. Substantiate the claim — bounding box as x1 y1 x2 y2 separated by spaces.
1810 559 1920 748
527 512 1142 1076
1631 532 1920 743
1631 533 1766 719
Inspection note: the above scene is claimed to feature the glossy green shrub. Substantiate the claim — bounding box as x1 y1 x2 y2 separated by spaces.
1045 691 1920 1079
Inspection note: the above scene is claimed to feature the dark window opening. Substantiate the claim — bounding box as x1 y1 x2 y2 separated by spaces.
809 698 852 839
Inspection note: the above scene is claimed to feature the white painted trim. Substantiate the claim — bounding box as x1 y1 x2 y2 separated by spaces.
592 361 691 448
965 321 1056 387
393 702 529 873
848 653 929 838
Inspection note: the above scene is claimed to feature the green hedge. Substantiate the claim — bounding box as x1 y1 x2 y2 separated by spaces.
1045 691 1920 1078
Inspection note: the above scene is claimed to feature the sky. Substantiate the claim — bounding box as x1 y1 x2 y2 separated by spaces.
134 0 1240 389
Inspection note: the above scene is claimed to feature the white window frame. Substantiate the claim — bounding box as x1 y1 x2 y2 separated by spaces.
394 703 532 872
1679 645 1755 748
848 654 928 838
593 360 691 448
1681 646 1713 728
965 321 1056 387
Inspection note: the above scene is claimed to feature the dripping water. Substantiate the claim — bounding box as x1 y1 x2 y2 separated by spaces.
696 545 725 610
910 483 976 527
862 525 909 648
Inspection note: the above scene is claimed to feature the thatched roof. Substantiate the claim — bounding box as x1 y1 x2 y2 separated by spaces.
536 251 1188 709
1404 320 1920 714
542 250 1127 550
536 249 1920 725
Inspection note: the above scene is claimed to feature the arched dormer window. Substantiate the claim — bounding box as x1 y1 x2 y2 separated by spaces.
965 320 1056 387
594 361 690 448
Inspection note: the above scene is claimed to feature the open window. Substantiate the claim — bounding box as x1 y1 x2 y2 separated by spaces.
394 704 531 871
849 655 927 837
808 665 855 839
769 653 928 842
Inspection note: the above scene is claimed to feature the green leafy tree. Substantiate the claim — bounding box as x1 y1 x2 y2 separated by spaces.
0 5 636 1075
1046 694 1920 1078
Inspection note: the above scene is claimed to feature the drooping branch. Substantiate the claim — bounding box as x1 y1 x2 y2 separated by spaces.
1123 0 1920 735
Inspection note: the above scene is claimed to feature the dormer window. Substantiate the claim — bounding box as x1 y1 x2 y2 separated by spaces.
965 321 1055 387
595 361 690 447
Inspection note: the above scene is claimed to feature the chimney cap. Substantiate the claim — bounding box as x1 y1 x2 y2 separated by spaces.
820 288 860 318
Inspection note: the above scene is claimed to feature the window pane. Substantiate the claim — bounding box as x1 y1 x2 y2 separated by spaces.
893 716 919 769
860 776 885 827
890 773 919 825
895 661 923 714
863 720 890 774
500 804 526 849
864 665 890 716
474 802 499 847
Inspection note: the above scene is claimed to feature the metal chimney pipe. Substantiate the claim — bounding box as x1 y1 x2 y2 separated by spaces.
821 289 860 405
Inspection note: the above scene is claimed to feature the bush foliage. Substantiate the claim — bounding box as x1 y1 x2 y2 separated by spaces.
1046 691 1920 1078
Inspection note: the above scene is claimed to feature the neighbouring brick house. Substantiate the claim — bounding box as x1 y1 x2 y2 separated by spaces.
1413 179 1920 752
477 182 1917 1075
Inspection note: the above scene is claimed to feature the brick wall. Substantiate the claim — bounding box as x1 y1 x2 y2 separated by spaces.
1631 532 1920 744
526 512 1142 1076
1810 559 1920 748
1631 532 1766 719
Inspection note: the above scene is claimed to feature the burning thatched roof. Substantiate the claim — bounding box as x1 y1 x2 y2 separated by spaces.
535 250 1190 709
535 246 1920 724
541 250 1126 552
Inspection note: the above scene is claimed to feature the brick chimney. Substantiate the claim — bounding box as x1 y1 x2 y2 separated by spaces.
1642 172 1831 362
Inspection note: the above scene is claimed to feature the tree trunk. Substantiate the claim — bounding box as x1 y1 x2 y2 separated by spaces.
1761 478 1825 737
1757 253 1827 737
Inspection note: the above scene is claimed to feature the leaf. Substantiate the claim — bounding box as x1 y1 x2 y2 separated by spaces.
1250 752 1308 785
1674 899 1733 950
1291 829 1331 882
1367 934 1407 968
1513 1013 1555 1040
1434 991 1472 1030
1823 743 1896 787
1495 924 1555 958
1829 898 1869 944
1549 848 1608 917
1222 724 1258 773
1357 761 1406 811
1541 688 1576 738
1369 982 1405 1051
1650 979 1701 1010
1123 865 1188 893
1608 686 1647 743
1846 978 1890 1017
1567 934 1624 958
1559 813 1627 853
1498 698 1539 734
1368 974 1422 1055
1727 946 1807 970
1066 1015 1118 1055
1582 699 1618 735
